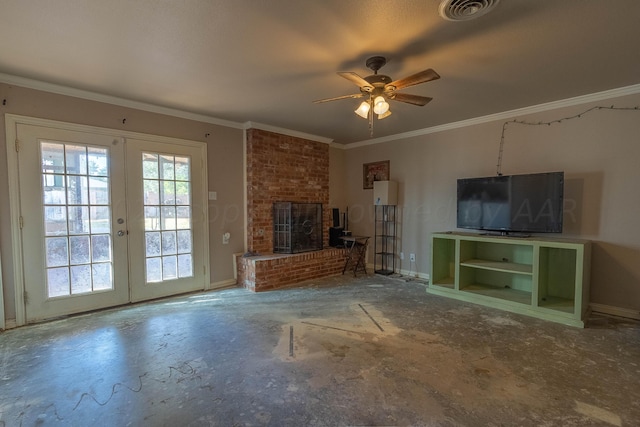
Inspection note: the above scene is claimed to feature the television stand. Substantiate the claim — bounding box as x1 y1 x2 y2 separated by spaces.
429 232 591 327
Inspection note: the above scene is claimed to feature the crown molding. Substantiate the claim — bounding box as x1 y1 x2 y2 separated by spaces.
346 83 640 149
0 72 244 129
243 121 334 144
3 72 638 148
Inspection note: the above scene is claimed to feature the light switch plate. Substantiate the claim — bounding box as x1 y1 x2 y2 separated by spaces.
208 191 217 200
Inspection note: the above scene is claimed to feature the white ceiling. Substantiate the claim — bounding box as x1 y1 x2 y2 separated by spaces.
1 0 639 144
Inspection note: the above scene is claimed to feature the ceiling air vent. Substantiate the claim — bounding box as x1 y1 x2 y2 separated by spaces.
439 0 500 21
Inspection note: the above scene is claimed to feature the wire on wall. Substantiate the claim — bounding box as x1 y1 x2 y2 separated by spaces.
496 105 640 176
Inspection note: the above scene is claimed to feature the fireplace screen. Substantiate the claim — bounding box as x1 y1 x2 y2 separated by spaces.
273 202 323 253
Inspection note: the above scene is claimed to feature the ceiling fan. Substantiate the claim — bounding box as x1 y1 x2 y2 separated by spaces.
314 56 440 135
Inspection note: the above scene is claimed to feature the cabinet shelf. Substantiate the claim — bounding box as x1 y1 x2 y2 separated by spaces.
460 282 532 305
429 232 591 327
460 259 533 275
538 296 575 313
432 276 455 289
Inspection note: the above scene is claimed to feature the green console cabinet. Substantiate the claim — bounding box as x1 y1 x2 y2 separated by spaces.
429 232 591 327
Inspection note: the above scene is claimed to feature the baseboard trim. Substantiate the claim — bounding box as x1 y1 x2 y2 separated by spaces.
590 303 640 321
365 263 430 281
2 319 18 330
397 269 430 281
210 278 238 290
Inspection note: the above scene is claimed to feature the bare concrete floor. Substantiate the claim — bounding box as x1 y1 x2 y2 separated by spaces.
1 274 639 426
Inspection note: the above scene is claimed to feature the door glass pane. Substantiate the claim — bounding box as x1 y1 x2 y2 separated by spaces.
160 155 175 180
43 174 66 205
163 256 178 280
46 237 69 267
142 153 159 179
145 232 161 257
69 235 91 264
146 257 162 283
175 156 190 181
68 205 90 234
145 206 160 231
90 176 110 205
92 263 112 291
161 231 177 255
91 234 112 262
41 141 114 297
161 206 177 230
45 206 67 236
177 230 192 253
178 254 193 278
142 152 194 283
175 182 190 206
176 206 191 230
161 180 176 205
65 145 87 175
144 179 159 205
47 267 70 297
87 147 108 176
70 265 92 294
90 206 111 234
66 175 89 205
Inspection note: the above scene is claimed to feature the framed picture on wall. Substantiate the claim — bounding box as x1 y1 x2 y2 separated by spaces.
363 160 390 189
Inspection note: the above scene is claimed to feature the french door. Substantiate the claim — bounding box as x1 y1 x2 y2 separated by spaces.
14 120 208 323
125 138 208 302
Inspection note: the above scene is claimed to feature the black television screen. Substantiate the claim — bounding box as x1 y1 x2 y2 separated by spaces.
457 172 564 234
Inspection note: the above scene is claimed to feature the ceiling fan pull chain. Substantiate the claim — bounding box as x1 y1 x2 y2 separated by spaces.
369 95 374 137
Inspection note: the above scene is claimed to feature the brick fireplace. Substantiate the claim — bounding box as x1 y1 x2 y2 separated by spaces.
236 128 346 291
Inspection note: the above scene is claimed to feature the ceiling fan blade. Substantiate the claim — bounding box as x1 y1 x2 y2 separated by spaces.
387 68 440 91
313 93 365 104
391 93 433 106
337 72 373 91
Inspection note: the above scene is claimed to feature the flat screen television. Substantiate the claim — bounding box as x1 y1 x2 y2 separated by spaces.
457 171 564 234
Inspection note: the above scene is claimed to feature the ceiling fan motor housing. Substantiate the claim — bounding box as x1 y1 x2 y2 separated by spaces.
363 57 394 96
363 74 392 94
366 56 387 73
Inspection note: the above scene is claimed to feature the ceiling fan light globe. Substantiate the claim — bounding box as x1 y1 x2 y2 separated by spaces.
354 101 370 119
378 110 392 120
373 96 390 115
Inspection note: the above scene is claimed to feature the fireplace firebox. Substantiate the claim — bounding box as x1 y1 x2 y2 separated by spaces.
273 202 323 253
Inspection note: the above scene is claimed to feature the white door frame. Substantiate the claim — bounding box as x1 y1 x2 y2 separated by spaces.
4 114 210 327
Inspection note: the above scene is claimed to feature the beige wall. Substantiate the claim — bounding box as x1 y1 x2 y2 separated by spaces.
0 83 245 321
343 92 640 312
2 82 639 322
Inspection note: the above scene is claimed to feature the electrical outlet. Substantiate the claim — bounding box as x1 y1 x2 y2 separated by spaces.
410 253 416 262
400 252 404 260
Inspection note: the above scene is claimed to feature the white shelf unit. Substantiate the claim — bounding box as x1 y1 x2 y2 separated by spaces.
429 232 591 327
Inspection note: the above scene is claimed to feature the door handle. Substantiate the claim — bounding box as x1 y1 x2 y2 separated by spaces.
117 230 126 237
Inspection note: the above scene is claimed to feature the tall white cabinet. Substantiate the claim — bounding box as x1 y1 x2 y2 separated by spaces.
429 232 591 327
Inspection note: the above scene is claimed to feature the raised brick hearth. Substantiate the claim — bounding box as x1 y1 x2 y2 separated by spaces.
236 248 346 292
239 128 344 291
